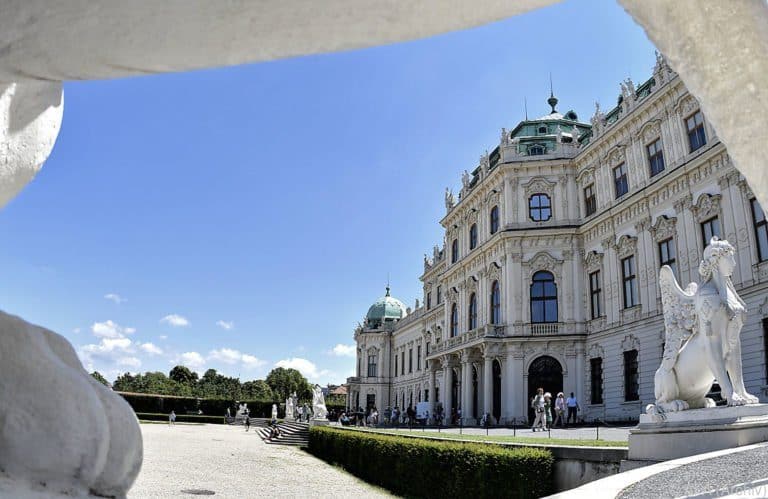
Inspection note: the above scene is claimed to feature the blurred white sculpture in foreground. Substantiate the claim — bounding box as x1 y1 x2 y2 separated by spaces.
648 238 759 416
312 384 328 420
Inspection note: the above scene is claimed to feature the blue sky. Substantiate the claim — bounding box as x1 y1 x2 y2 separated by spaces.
0 0 656 385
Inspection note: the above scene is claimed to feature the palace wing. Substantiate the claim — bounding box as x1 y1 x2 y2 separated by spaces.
659 265 698 370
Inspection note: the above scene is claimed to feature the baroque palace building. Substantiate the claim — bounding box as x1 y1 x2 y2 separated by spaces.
346 54 768 423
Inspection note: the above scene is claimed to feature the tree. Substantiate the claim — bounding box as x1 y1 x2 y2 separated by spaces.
90 371 111 387
197 369 242 400
241 380 274 400
169 365 198 385
265 367 311 401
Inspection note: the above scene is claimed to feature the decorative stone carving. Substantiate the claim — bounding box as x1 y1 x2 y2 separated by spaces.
523 177 556 198
621 334 639 351
601 235 616 252
590 101 605 137
487 262 502 282
615 234 638 259
605 144 626 165
676 94 699 117
588 343 605 359
500 128 509 146
480 150 490 175
650 215 678 242
526 251 563 280
673 193 693 213
584 250 604 272
692 193 722 222
445 188 456 210
640 119 662 144
634 216 651 233
647 239 758 416
576 166 595 186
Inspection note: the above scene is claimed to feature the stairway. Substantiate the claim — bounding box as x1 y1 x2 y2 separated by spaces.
258 421 310 447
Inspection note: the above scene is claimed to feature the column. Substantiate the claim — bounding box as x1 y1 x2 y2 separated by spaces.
502 352 516 423
634 218 653 313
503 177 513 226
509 346 525 422
567 172 579 221
719 172 744 284
563 249 574 322
442 357 453 420
674 194 695 286
428 363 437 421
460 354 471 423
483 355 493 417
575 346 585 410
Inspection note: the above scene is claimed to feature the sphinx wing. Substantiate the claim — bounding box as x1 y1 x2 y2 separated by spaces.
659 266 698 370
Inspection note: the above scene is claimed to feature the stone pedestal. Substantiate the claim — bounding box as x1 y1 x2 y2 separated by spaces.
629 404 768 463
309 418 330 427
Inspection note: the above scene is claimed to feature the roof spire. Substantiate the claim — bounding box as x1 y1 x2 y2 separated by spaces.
386 273 390 296
524 97 528 120
547 73 558 113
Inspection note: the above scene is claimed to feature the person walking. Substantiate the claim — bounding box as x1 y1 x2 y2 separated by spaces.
531 388 547 432
169 410 176 426
244 414 251 432
544 393 553 429
566 392 580 426
553 392 566 428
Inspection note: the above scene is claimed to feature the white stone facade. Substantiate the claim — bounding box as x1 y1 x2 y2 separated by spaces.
347 64 768 423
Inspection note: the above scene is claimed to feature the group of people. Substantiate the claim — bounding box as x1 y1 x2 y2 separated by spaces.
530 388 580 431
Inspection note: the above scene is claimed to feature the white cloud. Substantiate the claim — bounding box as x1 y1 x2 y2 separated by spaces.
91 320 136 339
208 348 241 365
82 337 133 354
139 342 163 355
72 327 81 334
208 348 266 369
159 335 168 340
104 293 126 304
241 354 266 369
216 320 234 330
160 314 189 327
178 351 205 369
330 344 356 357
117 356 141 368
275 357 320 380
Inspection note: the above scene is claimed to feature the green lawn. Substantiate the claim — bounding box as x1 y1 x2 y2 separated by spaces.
347 428 628 448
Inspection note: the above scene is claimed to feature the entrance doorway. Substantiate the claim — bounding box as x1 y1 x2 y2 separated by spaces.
471 366 478 420
527 355 563 424
366 394 376 411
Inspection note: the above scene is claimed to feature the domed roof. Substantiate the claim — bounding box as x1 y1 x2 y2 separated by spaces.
366 287 407 325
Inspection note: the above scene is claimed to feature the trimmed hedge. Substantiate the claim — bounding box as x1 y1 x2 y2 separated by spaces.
117 392 282 418
308 427 554 498
136 413 227 424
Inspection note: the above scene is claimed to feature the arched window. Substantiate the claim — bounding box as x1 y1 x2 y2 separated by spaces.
450 303 459 337
530 271 558 323
468 293 477 330
529 194 552 221
451 238 459 263
490 206 499 234
490 280 501 324
469 224 478 250
529 145 545 156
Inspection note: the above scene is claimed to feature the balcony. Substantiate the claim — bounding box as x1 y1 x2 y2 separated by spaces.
528 323 560 336
429 324 507 355
513 322 586 336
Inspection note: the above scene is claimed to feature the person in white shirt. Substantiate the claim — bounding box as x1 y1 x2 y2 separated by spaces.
531 388 547 431
553 392 566 428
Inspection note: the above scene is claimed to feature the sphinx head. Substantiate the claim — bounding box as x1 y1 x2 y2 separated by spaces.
699 237 736 281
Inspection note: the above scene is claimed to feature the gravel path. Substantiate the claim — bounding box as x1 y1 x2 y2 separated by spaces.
129 423 394 498
618 445 768 499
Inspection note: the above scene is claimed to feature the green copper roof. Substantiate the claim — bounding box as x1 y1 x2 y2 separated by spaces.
366 287 407 324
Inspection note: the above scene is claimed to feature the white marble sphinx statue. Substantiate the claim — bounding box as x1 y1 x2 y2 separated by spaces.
647 238 759 416
311 384 328 420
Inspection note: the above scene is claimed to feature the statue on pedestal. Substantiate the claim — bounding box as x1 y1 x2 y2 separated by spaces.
285 397 294 420
312 384 328 420
648 238 759 416
271 403 278 420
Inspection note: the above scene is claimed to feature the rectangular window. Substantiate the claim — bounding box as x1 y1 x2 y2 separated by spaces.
437 286 442 304
624 350 639 401
589 270 602 319
408 348 413 373
590 357 603 404
647 138 665 176
686 110 707 152
394 355 398 377
426 292 432 310
367 354 377 377
658 238 677 276
417 345 422 371
751 198 768 262
701 216 721 247
621 255 638 308
584 184 597 216
401 351 405 375
614 163 629 198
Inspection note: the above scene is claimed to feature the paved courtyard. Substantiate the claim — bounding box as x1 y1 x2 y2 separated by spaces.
129 423 393 498
377 424 631 442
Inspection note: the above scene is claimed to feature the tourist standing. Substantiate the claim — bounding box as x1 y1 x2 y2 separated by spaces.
169 410 176 426
566 392 580 425
544 393 553 429
554 392 566 428
531 388 546 431
244 414 251 432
